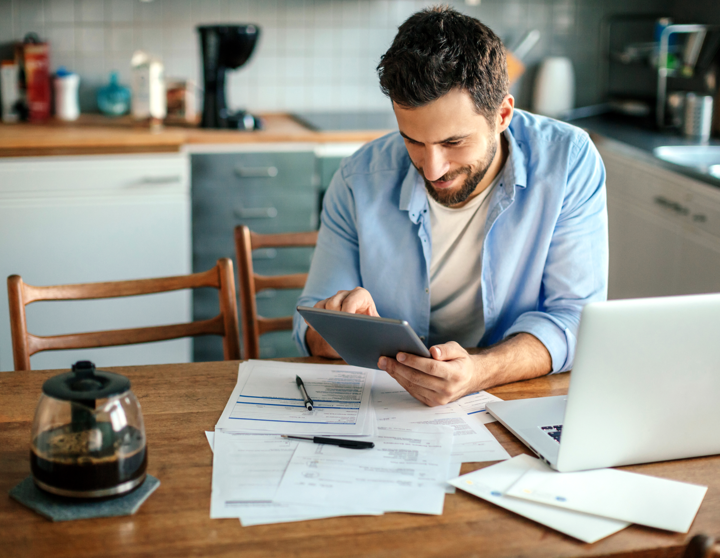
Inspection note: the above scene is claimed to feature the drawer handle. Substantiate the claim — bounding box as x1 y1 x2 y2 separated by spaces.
135 175 183 185
234 207 278 219
235 165 279 178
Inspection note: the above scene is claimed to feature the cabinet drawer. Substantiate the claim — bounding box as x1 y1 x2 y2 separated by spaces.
194 247 314 278
193 189 318 237
0 154 189 198
192 152 315 188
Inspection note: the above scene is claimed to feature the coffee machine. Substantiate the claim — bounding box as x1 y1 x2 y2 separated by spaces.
198 25 262 130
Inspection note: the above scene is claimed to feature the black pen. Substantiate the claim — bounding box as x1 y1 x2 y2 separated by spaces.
296 375 314 411
281 435 375 449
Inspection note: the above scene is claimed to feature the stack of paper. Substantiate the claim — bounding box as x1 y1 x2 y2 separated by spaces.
215 360 376 437
210 360 511 526
450 455 708 543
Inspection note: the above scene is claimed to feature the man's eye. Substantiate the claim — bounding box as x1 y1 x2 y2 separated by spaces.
444 141 461 147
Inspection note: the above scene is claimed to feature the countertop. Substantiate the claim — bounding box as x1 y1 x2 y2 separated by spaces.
0 113 393 157
570 113 720 188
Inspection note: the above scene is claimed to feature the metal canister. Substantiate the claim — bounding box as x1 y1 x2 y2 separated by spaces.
683 93 714 140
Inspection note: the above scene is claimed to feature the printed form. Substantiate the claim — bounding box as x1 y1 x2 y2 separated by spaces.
210 431 381 524
275 425 455 515
372 372 509 463
216 361 375 436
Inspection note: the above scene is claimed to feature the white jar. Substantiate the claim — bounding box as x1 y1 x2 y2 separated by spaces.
54 68 80 121
532 57 575 119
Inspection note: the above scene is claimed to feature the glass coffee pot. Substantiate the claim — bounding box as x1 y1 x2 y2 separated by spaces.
31 361 147 498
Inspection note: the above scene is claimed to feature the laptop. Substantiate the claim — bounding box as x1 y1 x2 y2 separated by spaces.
486 293 720 472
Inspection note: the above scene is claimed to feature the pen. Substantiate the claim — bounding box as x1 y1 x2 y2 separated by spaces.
281 435 375 449
296 375 314 411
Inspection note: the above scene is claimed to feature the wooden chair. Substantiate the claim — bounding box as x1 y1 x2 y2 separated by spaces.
7 258 240 371
683 536 720 558
235 225 318 359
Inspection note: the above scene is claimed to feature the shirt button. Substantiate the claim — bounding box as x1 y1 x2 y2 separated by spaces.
425 288 429 293
420 336 426 341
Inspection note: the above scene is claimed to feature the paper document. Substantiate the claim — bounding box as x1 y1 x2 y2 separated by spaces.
275 425 454 515
210 430 378 523
453 390 502 424
216 361 375 436
506 466 708 533
372 372 509 463
449 455 630 543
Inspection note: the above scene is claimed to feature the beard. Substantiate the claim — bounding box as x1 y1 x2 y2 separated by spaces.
417 134 499 207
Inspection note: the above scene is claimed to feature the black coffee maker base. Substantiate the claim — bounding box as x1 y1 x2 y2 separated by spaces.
227 111 263 131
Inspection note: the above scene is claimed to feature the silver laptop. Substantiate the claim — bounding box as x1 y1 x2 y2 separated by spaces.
486 293 720 472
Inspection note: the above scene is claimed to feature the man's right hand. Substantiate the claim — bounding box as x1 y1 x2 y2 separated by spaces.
305 287 379 358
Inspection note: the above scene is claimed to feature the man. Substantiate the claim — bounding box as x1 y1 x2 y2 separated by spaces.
292 6 608 406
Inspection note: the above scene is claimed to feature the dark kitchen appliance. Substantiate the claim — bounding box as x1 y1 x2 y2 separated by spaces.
198 24 261 130
30 361 147 498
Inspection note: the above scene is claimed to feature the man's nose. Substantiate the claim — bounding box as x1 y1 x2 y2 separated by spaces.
422 147 450 182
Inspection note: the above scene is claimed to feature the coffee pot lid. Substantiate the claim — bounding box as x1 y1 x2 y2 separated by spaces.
42 361 131 403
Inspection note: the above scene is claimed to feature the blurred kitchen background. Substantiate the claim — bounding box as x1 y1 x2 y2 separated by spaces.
0 0 716 115
1 0 720 371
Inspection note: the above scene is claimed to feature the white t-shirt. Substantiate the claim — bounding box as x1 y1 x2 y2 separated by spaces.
427 170 503 347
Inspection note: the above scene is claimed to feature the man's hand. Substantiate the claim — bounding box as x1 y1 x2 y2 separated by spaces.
305 287 379 358
378 342 477 406
378 333 553 406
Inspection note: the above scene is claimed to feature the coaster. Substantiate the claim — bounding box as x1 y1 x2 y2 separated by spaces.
9 475 160 522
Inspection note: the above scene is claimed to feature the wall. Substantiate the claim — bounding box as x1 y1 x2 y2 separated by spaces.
0 0 672 114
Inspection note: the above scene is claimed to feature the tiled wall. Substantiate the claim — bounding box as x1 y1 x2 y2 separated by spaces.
0 0 672 114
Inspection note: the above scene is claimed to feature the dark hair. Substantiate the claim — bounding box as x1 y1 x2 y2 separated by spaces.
377 5 508 119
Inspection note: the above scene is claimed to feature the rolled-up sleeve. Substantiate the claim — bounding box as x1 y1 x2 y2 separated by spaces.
292 167 363 355
503 135 608 372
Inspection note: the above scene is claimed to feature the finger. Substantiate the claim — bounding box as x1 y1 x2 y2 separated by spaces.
429 341 466 361
340 287 379 316
395 351 449 380
382 357 445 393
388 370 446 407
323 290 351 311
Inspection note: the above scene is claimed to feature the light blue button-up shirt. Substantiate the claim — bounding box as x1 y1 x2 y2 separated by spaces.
293 109 608 373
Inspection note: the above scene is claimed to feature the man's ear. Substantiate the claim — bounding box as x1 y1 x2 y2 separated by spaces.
497 94 515 132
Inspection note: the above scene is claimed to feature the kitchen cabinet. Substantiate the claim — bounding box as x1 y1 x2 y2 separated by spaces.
598 142 720 300
191 147 318 361
0 154 192 372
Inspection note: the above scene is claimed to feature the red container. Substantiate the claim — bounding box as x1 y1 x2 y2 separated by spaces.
23 42 51 122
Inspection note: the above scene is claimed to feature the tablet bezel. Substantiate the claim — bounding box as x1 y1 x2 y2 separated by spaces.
297 306 431 370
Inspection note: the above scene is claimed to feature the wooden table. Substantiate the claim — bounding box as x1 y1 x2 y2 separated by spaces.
1 359 718 557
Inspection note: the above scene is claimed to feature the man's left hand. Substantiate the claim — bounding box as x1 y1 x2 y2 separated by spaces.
378 342 478 406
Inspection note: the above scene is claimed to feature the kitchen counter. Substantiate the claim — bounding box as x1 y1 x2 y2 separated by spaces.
0 113 393 157
570 113 720 188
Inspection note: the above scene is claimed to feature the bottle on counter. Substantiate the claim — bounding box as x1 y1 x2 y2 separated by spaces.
19 33 51 122
53 67 80 121
1 61 21 123
131 50 166 126
97 71 131 117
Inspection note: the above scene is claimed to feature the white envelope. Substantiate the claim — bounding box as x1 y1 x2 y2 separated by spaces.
448 455 630 543
505 466 707 533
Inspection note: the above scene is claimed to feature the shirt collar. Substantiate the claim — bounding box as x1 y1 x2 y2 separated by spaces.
399 125 528 222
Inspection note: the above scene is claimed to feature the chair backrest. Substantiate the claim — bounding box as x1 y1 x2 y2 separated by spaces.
683 536 720 558
234 225 318 360
7 258 240 371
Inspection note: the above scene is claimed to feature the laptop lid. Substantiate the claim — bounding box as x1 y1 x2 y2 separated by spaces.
555 293 720 471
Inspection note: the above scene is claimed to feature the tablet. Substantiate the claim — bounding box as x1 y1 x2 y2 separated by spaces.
297 306 431 370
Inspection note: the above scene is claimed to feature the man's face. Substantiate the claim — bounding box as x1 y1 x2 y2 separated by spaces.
393 88 511 208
